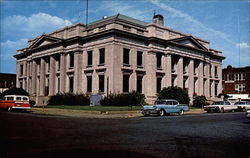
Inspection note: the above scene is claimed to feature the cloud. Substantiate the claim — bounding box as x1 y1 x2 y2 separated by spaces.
101 1 153 22
0 12 72 73
236 42 250 49
148 0 236 45
1 12 72 40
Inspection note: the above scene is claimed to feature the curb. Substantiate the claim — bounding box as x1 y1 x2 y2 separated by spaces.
30 107 205 118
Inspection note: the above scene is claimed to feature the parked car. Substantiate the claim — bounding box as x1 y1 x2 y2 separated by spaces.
204 101 237 113
234 101 250 111
141 99 189 116
0 95 31 111
246 110 250 119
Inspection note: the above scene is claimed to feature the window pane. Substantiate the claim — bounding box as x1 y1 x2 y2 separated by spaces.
137 51 143 66
87 76 92 92
123 48 130 65
137 76 143 93
87 51 93 66
123 74 130 92
99 75 105 92
99 48 105 64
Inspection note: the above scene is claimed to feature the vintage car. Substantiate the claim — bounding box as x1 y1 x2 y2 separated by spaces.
0 95 31 111
204 101 237 113
234 101 250 111
246 110 250 119
141 99 189 116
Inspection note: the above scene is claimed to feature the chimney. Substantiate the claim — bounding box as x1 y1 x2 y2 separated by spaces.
153 14 164 26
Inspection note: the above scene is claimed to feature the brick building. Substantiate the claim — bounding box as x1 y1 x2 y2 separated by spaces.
222 65 250 94
0 73 16 93
14 14 224 104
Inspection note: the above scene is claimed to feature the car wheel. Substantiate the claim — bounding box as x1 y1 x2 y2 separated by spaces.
7 106 12 112
243 107 246 112
232 109 235 113
159 109 165 116
179 109 184 116
220 108 225 113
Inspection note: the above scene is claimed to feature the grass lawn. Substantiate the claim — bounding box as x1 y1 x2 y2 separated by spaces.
47 105 142 111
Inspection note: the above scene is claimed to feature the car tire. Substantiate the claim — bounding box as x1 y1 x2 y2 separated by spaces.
243 107 246 112
179 109 184 116
232 109 235 113
159 109 165 116
220 108 225 113
7 106 12 112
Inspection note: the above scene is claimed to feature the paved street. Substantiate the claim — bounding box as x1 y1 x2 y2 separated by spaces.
0 111 249 158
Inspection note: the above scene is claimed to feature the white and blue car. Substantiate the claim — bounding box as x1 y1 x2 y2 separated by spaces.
141 99 189 116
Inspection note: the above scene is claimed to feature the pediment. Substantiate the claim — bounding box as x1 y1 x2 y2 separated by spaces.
29 35 61 49
169 36 208 51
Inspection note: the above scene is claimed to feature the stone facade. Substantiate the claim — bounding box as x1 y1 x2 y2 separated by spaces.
14 14 225 104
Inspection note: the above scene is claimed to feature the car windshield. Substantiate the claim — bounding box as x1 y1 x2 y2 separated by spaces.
155 101 166 105
212 102 224 105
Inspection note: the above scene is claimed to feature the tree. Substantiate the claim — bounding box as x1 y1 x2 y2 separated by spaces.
0 88 29 99
193 95 207 108
157 86 190 104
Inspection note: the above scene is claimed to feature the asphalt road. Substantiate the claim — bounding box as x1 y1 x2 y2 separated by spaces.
0 111 249 158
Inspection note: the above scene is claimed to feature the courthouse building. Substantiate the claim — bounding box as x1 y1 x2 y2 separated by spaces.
14 14 224 104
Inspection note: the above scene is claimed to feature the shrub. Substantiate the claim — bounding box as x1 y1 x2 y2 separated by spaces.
157 86 190 104
0 88 29 99
47 92 90 106
29 100 36 107
100 91 145 106
193 95 208 108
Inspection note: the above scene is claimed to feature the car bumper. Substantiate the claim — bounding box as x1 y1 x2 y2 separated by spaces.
204 107 220 112
12 106 31 110
141 109 160 115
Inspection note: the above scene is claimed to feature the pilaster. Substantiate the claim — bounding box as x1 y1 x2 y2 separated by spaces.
49 56 55 96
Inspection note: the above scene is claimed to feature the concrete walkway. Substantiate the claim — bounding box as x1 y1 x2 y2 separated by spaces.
30 107 205 118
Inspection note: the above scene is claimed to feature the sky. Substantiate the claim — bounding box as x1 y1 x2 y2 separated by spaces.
0 0 249 74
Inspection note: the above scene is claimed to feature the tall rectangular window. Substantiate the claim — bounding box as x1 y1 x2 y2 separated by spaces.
156 53 162 69
69 76 74 92
45 78 49 96
215 66 218 78
137 51 143 67
99 48 105 64
123 74 130 92
87 76 92 92
56 55 61 71
87 50 93 66
137 76 143 93
99 75 105 92
20 64 23 75
57 77 60 93
157 77 162 93
123 48 130 65
69 53 74 68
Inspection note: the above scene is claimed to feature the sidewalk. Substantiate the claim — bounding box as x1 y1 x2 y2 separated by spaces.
31 107 205 118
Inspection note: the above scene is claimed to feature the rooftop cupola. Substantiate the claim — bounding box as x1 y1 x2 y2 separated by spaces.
153 14 164 26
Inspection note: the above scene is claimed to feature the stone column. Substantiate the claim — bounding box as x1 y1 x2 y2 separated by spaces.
177 56 183 88
31 60 37 95
16 62 20 88
49 56 55 96
163 54 171 88
60 54 66 93
39 58 45 96
74 52 83 93
188 59 194 99
144 51 157 103
198 61 204 95
217 64 223 95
